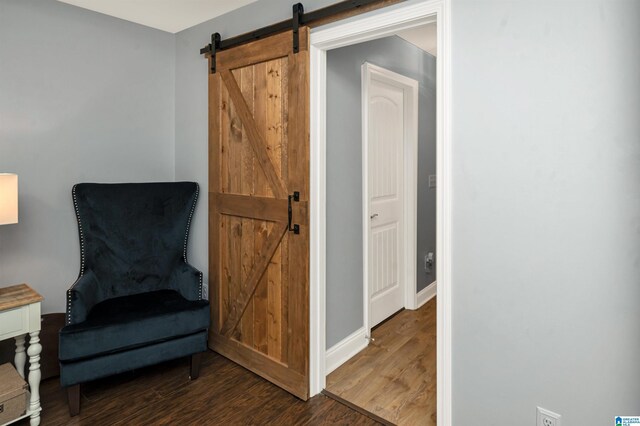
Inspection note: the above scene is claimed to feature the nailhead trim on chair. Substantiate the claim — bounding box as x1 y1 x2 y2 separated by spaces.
183 183 199 262
72 185 86 277
183 184 203 300
66 289 72 324
67 184 87 324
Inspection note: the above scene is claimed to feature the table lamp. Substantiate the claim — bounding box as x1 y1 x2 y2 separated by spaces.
0 173 18 225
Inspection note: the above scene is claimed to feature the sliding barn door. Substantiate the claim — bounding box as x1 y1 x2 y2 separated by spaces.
208 28 310 400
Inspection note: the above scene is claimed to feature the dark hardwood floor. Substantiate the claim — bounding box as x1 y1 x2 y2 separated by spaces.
17 351 380 425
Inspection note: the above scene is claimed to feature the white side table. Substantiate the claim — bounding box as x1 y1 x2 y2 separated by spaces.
0 284 43 426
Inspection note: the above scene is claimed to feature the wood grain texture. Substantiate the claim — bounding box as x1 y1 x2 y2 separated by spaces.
265 57 284 362
220 222 287 337
216 29 309 72
221 69 287 200
322 389 394 426
286 45 310 378
14 351 380 426
326 298 437 426
208 71 222 335
209 28 310 400
0 284 43 311
212 193 307 226
239 65 256 350
252 59 270 355
209 332 307 398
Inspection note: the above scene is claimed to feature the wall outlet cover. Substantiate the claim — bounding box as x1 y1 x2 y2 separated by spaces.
537 407 562 426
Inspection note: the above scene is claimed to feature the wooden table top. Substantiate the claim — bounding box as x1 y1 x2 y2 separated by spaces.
0 283 44 311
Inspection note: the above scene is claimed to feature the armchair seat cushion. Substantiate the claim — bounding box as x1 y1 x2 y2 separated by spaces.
59 289 209 362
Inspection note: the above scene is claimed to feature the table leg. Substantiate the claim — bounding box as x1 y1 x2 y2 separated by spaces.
14 334 26 379
27 331 42 426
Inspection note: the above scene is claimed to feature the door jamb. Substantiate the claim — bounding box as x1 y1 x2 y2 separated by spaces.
362 62 420 337
309 1 452 425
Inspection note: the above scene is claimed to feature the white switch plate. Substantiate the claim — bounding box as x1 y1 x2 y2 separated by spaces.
537 407 562 426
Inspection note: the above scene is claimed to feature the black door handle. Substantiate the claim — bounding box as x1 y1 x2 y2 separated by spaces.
288 192 300 234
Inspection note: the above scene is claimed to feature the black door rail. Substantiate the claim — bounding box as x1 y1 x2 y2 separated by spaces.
200 0 385 73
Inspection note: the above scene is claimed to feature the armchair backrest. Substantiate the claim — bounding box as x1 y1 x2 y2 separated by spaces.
72 182 198 300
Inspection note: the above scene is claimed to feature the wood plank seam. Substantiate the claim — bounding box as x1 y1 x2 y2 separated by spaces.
220 222 288 336
220 70 288 200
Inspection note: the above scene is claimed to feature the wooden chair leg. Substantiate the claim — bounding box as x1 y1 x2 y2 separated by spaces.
190 352 202 380
67 384 80 417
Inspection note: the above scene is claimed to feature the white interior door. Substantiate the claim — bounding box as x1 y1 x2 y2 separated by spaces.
367 68 406 328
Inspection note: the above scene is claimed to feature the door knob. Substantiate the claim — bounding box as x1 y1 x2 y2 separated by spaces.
370 213 379 219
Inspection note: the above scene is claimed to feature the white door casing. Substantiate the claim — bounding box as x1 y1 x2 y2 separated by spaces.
364 63 418 328
309 2 452 424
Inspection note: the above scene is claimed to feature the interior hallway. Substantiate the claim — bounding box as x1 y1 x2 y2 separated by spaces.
325 298 437 425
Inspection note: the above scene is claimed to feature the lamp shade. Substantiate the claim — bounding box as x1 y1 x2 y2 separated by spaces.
0 173 18 225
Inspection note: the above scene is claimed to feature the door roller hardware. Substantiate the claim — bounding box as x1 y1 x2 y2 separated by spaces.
200 0 386 73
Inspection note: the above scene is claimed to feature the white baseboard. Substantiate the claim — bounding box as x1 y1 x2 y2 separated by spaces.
325 327 369 375
417 281 437 308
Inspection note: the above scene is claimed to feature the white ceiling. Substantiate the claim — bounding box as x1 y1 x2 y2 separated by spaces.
396 23 437 57
55 1 438 52
57 0 259 33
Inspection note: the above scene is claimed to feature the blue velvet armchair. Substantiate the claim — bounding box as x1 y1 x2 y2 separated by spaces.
58 182 209 416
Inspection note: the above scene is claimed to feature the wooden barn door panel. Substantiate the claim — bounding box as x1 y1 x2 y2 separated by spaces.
208 29 309 400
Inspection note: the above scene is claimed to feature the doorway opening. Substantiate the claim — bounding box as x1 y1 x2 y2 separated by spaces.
309 1 452 425
326 24 436 425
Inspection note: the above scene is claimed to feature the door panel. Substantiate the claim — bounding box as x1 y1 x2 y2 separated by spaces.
209 29 309 399
368 76 405 328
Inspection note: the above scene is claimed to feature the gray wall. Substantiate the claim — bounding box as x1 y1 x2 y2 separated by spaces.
325 36 436 348
0 0 176 313
8 0 634 422
451 0 640 424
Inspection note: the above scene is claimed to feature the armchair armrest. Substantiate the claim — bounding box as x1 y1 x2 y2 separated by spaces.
169 262 204 301
66 269 101 325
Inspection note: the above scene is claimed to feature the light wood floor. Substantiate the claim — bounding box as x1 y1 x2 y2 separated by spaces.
16 351 380 425
325 298 437 425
